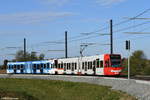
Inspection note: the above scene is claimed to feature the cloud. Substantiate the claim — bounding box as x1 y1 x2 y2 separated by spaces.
96 0 126 6
39 0 125 7
41 0 70 6
0 12 74 24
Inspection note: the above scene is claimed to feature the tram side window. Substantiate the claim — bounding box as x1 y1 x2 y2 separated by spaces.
68 63 70 70
59 63 61 68
43 64 46 68
37 64 40 69
71 63 73 67
61 63 63 69
39 64 41 69
33 64 36 69
85 62 87 70
64 63 66 67
58 63 59 68
14 65 16 69
47 63 50 68
10 65 12 69
11 65 13 69
89 62 92 69
75 63 77 70
53 64 55 68
16 65 18 69
72 63 74 70
10 65 14 69
57 62 59 68
67 63 69 70
64 63 66 69
85 62 87 67
66 63 67 69
8 65 11 69
69 63 71 70
71 63 73 71
93 60 96 68
21 64 23 69
59 63 62 68
82 62 84 69
49 64 51 68
41 64 43 68
58 64 60 68
50 64 52 68
55 63 58 68
17 65 20 69
88 62 90 69
100 61 103 68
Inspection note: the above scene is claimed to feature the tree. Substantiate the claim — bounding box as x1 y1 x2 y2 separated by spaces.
2 59 8 69
142 60 150 75
122 50 150 75
30 52 38 61
14 50 45 62
39 53 45 60
15 50 24 61
130 50 147 75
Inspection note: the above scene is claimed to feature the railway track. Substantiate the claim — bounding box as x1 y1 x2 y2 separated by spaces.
1 71 150 81
116 75 150 81
131 75 150 81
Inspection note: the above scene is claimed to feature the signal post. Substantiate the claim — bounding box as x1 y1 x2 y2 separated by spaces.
126 40 131 80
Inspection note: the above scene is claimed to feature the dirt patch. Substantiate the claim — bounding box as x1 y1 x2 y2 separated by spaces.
0 70 6 74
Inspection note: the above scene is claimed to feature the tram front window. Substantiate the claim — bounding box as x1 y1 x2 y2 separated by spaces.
110 55 121 67
111 60 121 67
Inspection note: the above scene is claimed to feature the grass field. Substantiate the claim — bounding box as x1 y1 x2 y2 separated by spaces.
0 78 136 100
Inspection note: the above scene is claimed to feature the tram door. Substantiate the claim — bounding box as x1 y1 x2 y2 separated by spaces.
71 63 74 74
54 60 58 68
40 64 43 74
93 60 96 75
85 62 87 72
20 64 24 74
64 63 66 71
14 65 17 74
33 64 36 74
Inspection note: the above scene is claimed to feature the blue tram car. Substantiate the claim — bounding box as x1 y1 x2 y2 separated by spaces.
7 60 52 74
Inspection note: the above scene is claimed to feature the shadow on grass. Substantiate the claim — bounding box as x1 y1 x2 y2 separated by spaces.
0 91 38 100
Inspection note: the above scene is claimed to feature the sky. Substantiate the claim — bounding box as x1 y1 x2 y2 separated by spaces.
0 0 150 64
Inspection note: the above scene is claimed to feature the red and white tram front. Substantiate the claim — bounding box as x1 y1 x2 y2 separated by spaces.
103 54 123 75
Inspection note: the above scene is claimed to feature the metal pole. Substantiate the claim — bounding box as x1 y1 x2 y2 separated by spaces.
128 50 130 79
110 19 113 54
24 38 26 61
65 31 68 58
128 40 130 80
80 46 82 57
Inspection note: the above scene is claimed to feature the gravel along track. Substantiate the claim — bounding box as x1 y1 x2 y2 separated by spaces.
0 74 150 100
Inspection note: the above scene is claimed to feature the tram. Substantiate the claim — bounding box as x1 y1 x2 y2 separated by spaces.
7 54 123 76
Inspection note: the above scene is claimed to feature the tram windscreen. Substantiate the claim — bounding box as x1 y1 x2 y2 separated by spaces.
110 55 121 67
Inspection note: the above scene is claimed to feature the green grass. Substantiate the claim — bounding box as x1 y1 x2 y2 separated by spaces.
0 78 136 100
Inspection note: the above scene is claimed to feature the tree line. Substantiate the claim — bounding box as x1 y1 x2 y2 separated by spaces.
1 50 45 69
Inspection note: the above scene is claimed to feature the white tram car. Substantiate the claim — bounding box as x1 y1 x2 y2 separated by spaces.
53 54 122 76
